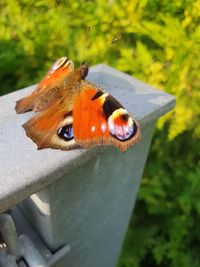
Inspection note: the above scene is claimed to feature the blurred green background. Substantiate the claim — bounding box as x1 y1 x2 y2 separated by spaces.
0 0 200 266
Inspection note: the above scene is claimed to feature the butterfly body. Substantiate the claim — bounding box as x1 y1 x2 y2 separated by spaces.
16 57 141 152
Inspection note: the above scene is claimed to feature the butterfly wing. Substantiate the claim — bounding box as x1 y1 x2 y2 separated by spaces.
22 80 140 152
19 63 140 152
73 81 141 152
15 57 74 113
23 98 76 150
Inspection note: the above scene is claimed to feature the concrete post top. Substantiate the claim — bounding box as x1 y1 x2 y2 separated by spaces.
0 64 175 213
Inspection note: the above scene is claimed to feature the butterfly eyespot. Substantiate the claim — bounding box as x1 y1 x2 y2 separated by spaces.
108 109 137 142
51 57 68 71
57 124 74 141
121 113 129 122
102 96 123 119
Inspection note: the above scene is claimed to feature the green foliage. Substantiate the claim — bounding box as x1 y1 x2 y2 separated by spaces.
0 1 199 266
120 129 200 267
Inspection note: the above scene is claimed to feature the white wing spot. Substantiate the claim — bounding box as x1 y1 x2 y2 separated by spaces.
101 123 107 133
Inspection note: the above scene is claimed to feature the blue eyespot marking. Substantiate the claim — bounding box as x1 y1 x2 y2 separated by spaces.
57 124 74 141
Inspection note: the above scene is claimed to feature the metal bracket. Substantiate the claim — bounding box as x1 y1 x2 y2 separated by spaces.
0 213 70 267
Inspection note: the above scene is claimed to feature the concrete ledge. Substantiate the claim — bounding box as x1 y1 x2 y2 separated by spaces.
0 64 175 213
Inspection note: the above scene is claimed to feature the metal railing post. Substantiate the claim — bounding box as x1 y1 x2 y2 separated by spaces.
0 64 175 267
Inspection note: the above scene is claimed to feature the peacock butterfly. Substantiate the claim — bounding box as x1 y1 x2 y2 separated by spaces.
15 57 141 152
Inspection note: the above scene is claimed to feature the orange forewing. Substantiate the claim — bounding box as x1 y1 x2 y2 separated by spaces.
15 57 74 114
73 87 110 144
35 58 74 94
73 83 141 152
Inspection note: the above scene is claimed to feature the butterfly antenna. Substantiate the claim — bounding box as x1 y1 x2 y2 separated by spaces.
85 34 121 65
111 35 120 44
107 35 121 51
80 26 91 65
